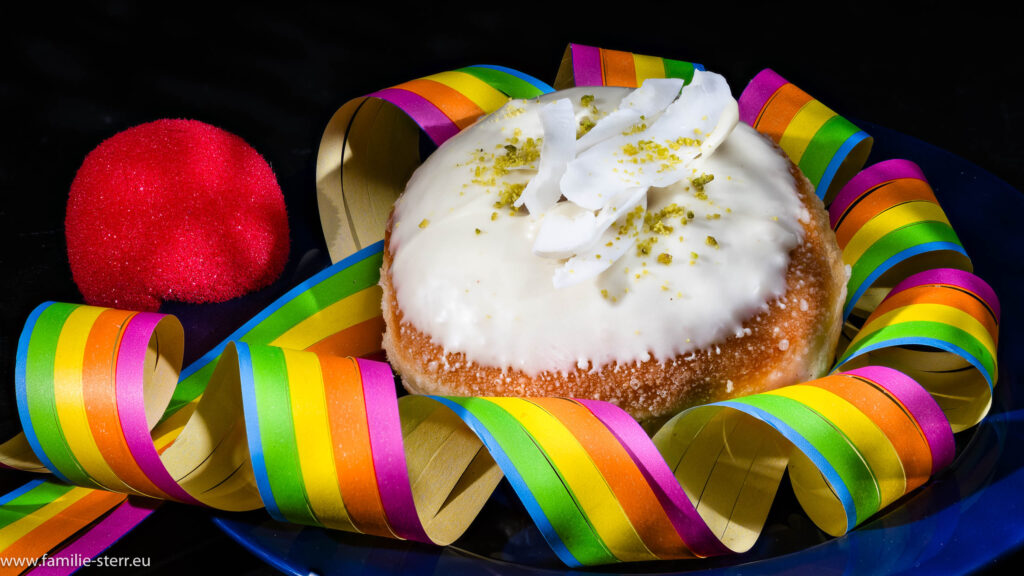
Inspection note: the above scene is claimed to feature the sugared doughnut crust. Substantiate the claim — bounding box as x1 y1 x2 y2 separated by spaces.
381 80 846 423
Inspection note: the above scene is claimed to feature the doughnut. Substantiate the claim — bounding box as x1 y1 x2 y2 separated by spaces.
381 72 847 423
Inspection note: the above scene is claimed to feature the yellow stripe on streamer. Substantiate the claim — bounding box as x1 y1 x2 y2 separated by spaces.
766 386 905 507
52 306 135 494
632 53 666 82
488 397 657 562
270 286 383 351
424 71 511 114
284 349 356 531
842 201 952 266
0 487 93 549
778 100 835 166
851 303 997 365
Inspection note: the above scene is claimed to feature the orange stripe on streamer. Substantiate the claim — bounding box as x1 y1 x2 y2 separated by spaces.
869 283 998 346
833 179 939 248
601 48 639 87
0 489 125 570
530 398 691 559
320 355 395 539
836 181 940 250
807 375 933 493
391 78 486 130
81 309 173 500
304 316 387 358
753 83 813 142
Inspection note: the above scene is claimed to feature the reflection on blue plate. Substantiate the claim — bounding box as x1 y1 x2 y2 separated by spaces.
212 121 1024 575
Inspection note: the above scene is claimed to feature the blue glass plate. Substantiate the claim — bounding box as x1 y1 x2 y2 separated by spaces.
211 120 1024 575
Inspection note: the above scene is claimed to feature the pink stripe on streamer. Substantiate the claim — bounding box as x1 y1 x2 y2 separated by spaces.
829 159 929 228
576 399 728 558
570 44 604 86
844 366 955 473
737 68 788 126
115 313 200 505
30 499 160 576
367 88 460 145
887 268 1001 322
357 358 430 543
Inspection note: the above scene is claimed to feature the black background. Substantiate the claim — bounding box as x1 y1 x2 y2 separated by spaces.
1 2 1022 574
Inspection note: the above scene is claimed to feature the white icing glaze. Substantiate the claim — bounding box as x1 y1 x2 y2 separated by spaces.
388 83 808 375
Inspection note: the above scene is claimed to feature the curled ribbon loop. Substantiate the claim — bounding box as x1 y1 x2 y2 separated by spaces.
315 65 555 263
830 159 973 321
4 286 992 565
835 268 1000 432
0 44 1002 569
555 43 703 88
738 68 874 203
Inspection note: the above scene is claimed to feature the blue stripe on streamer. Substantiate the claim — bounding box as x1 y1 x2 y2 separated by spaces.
843 241 969 320
14 301 72 485
715 400 858 533
836 337 993 391
236 342 285 522
819 130 871 200
0 478 48 506
428 396 581 568
470 64 556 94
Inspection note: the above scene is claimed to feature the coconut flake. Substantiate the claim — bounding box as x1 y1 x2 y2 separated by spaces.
530 72 740 288
549 187 647 287
534 185 646 262
532 202 601 258
559 72 737 213
574 78 683 154
515 98 575 214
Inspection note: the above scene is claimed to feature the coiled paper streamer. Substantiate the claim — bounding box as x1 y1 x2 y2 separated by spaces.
831 159 973 321
738 68 874 204
315 65 554 263
0 44 1002 570
554 43 703 88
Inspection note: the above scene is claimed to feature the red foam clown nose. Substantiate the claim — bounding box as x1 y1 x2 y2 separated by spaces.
65 119 290 311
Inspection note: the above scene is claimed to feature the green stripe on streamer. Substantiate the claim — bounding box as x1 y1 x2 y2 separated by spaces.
0 481 76 530
249 345 317 526
799 115 862 190
446 397 615 565
846 222 963 307
730 394 880 526
662 58 697 84
24 303 100 489
171 362 217 415
841 321 996 386
236 252 382 348
171 249 383 409
458 66 547 99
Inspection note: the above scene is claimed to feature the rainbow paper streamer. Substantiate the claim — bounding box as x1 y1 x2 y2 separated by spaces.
835 268 999 432
830 159 972 320
556 43 703 89
2 273 996 566
738 69 873 202
0 243 387 573
369 65 553 146
673 365 954 540
316 65 554 263
0 45 1004 570
0 480 126 575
